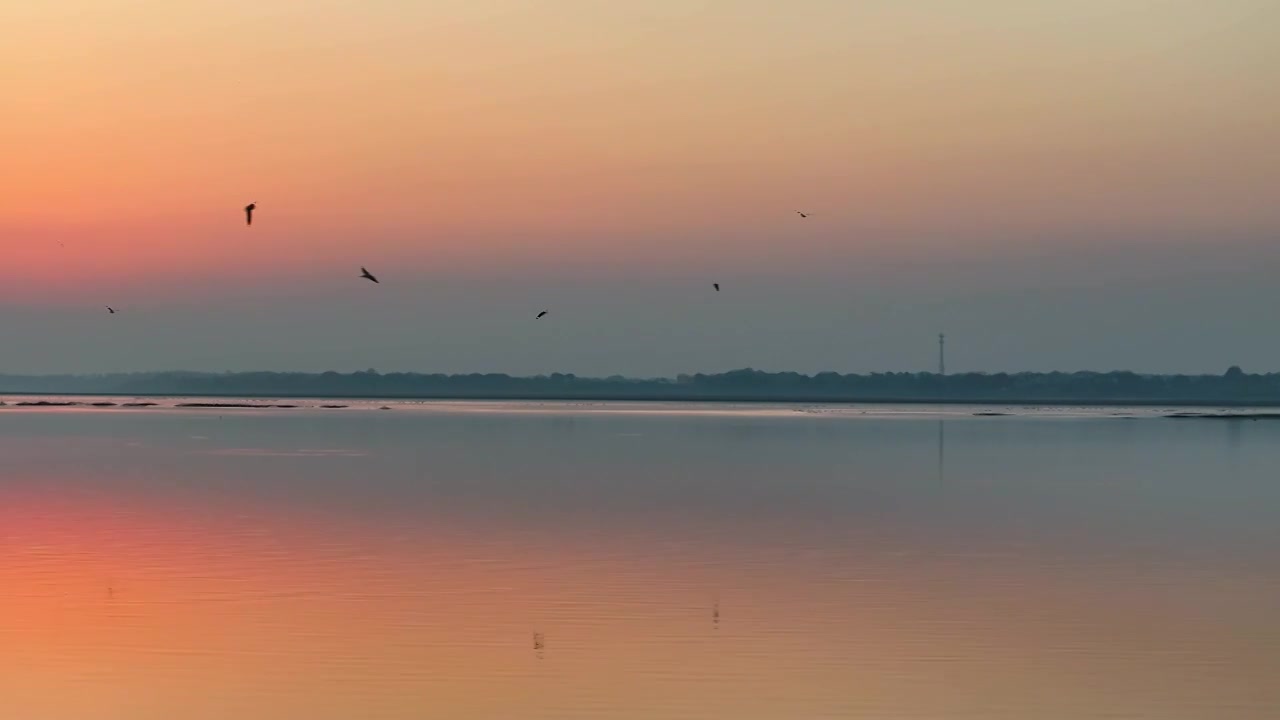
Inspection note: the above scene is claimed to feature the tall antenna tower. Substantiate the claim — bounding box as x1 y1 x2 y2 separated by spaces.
938 333 946 375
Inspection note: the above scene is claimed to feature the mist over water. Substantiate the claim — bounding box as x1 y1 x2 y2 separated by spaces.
1 402 1277 719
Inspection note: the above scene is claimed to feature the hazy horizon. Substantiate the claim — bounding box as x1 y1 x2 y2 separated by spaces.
7 1 1279 376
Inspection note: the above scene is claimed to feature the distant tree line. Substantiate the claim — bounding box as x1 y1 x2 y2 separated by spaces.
2 366 1279 405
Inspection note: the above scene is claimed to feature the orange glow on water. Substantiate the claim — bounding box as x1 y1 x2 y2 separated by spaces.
2 472 1277 720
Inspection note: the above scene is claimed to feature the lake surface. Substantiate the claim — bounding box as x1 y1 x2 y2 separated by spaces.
1 400 1278 719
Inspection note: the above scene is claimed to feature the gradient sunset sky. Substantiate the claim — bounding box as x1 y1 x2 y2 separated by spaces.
5 0 1278 375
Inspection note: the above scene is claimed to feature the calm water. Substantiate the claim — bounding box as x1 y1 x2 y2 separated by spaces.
1 400 1278 719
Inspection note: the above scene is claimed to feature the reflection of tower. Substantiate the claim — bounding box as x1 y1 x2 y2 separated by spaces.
938 333 946 375
937 420 945 483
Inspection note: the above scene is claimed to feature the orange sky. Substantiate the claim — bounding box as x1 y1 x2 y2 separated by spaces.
2 1 1279 374
6 1 1278 286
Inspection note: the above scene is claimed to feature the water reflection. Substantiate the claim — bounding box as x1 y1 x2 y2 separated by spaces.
0 405 1278 719
937 419 946 483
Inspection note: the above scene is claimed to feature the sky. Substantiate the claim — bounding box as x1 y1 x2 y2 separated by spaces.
4 0 1278 376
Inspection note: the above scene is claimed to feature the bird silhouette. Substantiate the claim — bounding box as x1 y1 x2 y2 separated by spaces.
106 307 116 314
536 310 548 319
360 267 379 284
796 211 810 218
244 203 256 225
713 283 720 291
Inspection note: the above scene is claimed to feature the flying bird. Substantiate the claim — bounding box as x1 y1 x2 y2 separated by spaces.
796 211 810 218
360 267 379 284
536 311 548 319
713 283 720 291
244 203 256 225
106 307 116 314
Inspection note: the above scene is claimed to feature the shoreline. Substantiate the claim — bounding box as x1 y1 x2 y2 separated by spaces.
4 395 1280 421
4 390 1280 408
